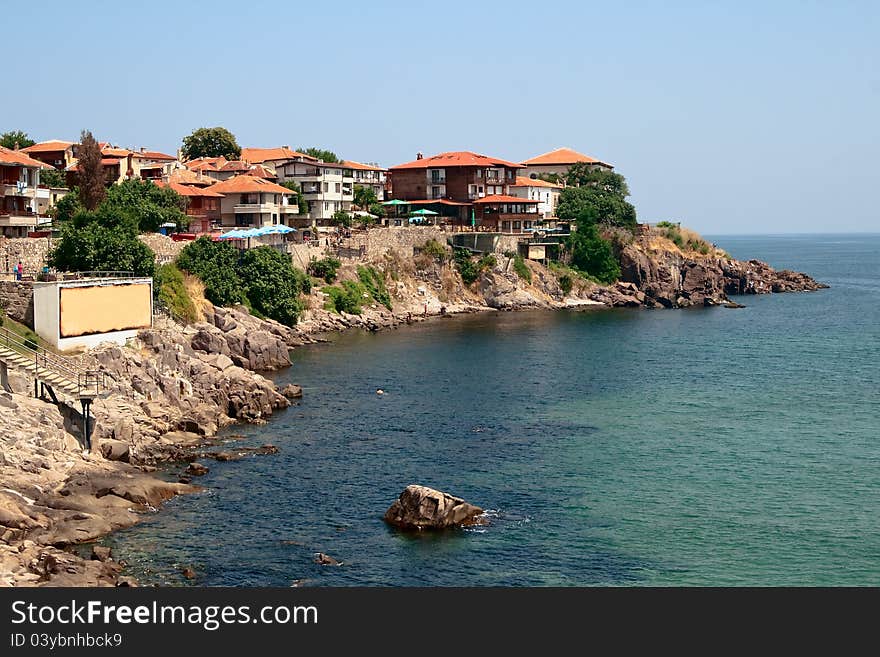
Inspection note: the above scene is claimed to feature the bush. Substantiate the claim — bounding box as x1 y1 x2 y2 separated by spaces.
357 265 392 309
331 210 352 227
565 224 620 284
420 239 448 263
513 254 532 283
502 250 517 259
154 264 198 322
478 254 497 271
177 237 245 306
238 247 311 327
23 332 39 351
308 256 341 284
453 248 480 285
558 273 573 295
48 217 155 277
323 282 363 314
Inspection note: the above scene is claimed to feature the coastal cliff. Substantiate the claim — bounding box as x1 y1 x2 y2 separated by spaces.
0 229 826 586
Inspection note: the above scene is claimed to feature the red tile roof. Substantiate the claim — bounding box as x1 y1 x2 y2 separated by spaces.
184 157 227 171
405 198 471 206
219 160 251 172
473 194 539 204
342 159 386 171
208 175 291 195
522 147 612 168
168 168 214 186
0 146 55 169
247 164 276 179
135 150 177 161
512 176 562 189
21 140 74 153
390 151 523 170
156 181 224 197
241 147 312 163
101 147 132 158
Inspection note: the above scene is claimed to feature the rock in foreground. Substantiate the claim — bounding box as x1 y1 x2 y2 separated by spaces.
384 485 485 530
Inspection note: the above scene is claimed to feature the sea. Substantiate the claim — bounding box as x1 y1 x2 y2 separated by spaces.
108 234 880 586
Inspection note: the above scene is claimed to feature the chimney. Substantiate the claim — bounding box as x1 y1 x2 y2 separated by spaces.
140 146 146 153
416 152 423 160
282 145 290 150
13 141 19 151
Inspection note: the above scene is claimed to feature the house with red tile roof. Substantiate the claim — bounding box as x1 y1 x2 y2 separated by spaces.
207 174 301 230
0 146 57 237
342 160 386 204
21 140 77 170
521 147 613 180
388 151 538 232
156 180 224 233
510 176 563 220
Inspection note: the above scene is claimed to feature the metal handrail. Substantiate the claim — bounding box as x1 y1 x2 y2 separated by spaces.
0 326 104 396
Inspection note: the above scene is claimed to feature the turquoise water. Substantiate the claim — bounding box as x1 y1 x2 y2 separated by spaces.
110 234 880 586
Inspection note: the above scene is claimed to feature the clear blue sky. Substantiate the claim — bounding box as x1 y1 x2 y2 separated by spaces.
5 0 878 234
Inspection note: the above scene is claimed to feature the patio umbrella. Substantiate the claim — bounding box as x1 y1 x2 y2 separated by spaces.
408 209 438 216
381 199 408 205
266 224 296 233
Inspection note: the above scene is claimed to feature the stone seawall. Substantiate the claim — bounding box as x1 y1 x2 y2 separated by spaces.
0 237 51 277
0 281 34 326
340 226 447 260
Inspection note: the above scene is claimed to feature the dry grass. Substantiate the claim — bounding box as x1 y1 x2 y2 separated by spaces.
183 274 209 323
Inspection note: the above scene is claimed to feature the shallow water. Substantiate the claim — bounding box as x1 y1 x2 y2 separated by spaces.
110 234 880 586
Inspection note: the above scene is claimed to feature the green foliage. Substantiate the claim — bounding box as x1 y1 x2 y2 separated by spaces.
52 188 82 222
77 130 106 211
420 239 448 263
331 210 353 227
308 256 341 283
513 254 532 283
23 334 39 351
48 219 155 277
357 265 392 309
238 247 311 327
40 169 67 188
558 273 573 295
479 254 497 271
154 264 198 322
536 172 561 184
659 225 712 254
556 165 637 230
368 203 386 218
323 282 363 314
353 184 378 210
502 250 517 259
298 147 340 163
103 178 188 233
0 131 35 149
355 213 377 228
181 126 241 161
453 248 481 285
565 223 620 284
177 237 245 306
656 220 678 229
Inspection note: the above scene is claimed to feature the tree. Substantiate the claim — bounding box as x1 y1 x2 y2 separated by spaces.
280 180 309 215
298 147 340 163
564 164 630 196
0 131 35 150
176 237 245 307
77 130 106 211
52 188 83 222
565 222 620 284
331 210 352 227
307 256 341 284
238 247 311 326
40 168 67 188
353 184 377 210
48 216 155 277
180 127 241 161
555 165 636 230
103 178 187 233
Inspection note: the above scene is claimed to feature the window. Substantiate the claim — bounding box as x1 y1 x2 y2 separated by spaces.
431 186 441 199
324 202 329 211
323 182 329 192
273 214 278 225
513 221 521 229
476 170 482 178
478 186 484 195
335 183 341 193
524 221 532 229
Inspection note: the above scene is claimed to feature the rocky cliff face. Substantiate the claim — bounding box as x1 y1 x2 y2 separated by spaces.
618 238 826 308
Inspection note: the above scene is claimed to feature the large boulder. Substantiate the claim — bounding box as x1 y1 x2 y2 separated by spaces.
384 485 485 530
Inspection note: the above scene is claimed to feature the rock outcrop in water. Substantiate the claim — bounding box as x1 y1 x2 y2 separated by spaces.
384 485 485 530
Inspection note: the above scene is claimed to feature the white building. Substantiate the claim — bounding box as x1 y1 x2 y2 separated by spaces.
207 174 299 229
509 176 563 220
0 146 55 237
342 160 386 203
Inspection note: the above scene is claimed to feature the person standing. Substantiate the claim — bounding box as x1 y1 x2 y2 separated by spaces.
15 261 22 281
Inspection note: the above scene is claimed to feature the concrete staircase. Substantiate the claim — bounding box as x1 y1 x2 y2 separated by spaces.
0 345 81 397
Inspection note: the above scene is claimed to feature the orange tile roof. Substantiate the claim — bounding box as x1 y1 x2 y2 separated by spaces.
184 157 227 171
342 159 386 171
0 146 56 169
473 194 539 204
219 160 251 172
135 150 177 161
522 147 612 168
208 174 291 195
512 176 562 189
101 147 132 158
21 140 74 153
168 168 213 186
241 147 312 163
156 180 224 197
405 198 470 206
247 164 276 179
390 151 523 170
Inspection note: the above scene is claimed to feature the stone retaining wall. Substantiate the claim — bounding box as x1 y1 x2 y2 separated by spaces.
340 226 447 260
0 281 34 326
0 237 51 277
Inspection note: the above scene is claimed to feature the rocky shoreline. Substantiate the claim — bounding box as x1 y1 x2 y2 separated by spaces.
0 233 827 586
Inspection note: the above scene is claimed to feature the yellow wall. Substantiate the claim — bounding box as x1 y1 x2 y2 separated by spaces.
59 283 151 337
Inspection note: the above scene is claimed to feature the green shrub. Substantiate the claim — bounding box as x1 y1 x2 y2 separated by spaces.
558 273 573 295
502 250 517 259
23 334 39 351
513 254 532 283
656 221 678 228
420 239 448 263
308 256 342 284
238 247 311 327
478 254 497 271
357 265 392 309
565 224 620 284
177 237 245 306
323 282 363 314
154 264 198 322
453 248 480 285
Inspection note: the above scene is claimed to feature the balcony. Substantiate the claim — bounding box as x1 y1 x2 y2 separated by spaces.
234 203 277 213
